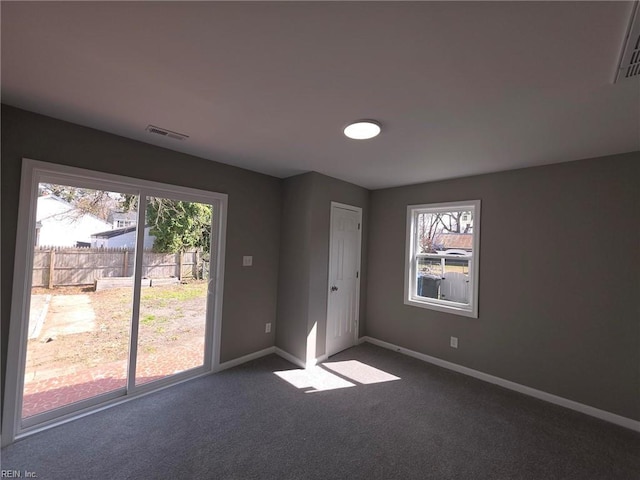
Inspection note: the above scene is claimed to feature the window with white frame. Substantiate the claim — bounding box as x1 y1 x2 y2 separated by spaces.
405 200 480 318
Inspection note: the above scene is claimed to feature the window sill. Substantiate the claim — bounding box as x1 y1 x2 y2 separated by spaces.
405 297 478 318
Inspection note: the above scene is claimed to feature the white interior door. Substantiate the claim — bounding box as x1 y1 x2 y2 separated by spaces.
326 203 362 357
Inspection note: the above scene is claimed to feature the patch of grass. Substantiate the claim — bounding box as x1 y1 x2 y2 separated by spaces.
142 314 169 326
141 282 207 303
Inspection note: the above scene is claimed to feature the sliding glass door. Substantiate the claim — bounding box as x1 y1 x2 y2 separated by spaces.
23 183 134 419
3 160 227 442
135 195 212 386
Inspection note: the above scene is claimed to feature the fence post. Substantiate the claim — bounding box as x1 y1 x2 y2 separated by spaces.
48 249 56 289
177 252 182 280
194 251 199 280
123 250 129 277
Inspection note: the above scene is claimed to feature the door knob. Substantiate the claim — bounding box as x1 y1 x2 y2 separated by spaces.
331 286 338 292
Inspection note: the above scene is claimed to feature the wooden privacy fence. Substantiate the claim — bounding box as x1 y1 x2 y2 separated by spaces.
32 247 207 288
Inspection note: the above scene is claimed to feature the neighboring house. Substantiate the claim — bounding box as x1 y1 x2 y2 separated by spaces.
459 212 473 233
35 195 114 247
432 233 473 253
91 225 155 249
108 211 137 229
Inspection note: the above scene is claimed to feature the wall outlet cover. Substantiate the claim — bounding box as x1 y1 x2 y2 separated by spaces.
242 256 253 266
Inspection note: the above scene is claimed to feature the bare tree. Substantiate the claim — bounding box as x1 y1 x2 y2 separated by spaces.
417 211 473 253
418 213 442 253
39 184 119 222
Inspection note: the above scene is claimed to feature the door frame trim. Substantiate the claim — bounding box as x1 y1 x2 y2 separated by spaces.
325 202 363 358
2 158 228 446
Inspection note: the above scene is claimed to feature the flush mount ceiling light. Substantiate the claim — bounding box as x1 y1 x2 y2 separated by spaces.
343 120 381 140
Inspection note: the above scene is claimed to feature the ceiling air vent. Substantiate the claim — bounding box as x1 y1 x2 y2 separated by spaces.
615 2 640 83
145 125 189 141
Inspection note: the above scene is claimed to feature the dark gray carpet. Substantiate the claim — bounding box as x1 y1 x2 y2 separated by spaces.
2 343 639 479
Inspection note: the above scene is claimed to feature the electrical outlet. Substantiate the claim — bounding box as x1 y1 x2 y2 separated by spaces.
265 322 271 333
242 256 253 267
450 336 458 349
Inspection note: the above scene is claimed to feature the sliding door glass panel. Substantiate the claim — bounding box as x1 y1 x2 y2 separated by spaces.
135 196 212 386
23 183 136 419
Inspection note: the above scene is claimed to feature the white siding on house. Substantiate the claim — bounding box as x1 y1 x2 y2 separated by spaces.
36 195 113 247
91 227 155 249
108 211 137 229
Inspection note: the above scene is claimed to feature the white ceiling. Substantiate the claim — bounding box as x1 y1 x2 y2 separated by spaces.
2 1 638 189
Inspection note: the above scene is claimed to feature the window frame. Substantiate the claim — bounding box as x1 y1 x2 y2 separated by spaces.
404 200 481 318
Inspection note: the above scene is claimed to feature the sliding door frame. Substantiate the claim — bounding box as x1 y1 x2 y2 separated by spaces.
2 159 228 445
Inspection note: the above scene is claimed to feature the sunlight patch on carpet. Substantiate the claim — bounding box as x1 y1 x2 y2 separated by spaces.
274 366 355 393
274 360 400 393
323 360 400 384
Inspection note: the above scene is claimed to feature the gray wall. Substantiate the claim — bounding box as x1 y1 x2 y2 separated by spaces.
366 152 640 420
1 106 282 408
276 172 369 363
275 174 314 361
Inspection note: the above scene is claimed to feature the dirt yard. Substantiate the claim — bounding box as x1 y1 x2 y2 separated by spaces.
26 281 208 379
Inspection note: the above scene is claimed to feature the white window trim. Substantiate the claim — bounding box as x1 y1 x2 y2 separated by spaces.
404 200 480 318
2 159 228 446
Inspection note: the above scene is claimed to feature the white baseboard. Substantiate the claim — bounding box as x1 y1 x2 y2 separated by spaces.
274 348 329 369
360 336 640 432
216 346 276 372
274 348 306 369
218 346 329 372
